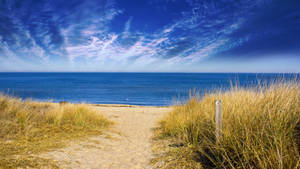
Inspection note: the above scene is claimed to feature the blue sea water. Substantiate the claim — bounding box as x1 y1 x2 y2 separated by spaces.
0 73 297 106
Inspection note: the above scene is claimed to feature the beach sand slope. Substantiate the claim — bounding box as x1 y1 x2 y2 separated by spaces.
39 105 171 169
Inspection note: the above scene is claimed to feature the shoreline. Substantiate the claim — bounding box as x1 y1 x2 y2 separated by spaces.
17 99 172 108
92 103 171 108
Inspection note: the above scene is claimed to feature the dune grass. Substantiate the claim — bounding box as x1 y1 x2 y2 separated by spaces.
0 95 111 168
154 81 300 169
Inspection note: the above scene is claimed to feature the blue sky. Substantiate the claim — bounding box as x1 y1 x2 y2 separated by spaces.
0 0 299 72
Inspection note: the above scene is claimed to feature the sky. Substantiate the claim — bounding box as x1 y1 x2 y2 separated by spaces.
0 0 299 72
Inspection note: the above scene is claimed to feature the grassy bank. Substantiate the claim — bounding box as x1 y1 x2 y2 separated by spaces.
0 95 111 168
154 82 300 169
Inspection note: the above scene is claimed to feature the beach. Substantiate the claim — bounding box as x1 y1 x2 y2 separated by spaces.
0 81 299 169
1 0 299 167
39 104 172 169
0 74 299 168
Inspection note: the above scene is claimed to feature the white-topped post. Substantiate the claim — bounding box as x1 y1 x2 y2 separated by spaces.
215 100 222 143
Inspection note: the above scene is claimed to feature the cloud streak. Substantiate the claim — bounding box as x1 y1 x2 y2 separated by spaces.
0 0 299 72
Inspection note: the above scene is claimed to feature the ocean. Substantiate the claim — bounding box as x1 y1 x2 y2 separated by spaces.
0 73 297 106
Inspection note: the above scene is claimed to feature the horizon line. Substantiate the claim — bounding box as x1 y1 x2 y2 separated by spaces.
0 71 299 74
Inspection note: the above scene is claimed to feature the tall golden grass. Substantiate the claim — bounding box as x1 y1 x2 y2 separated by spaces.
158 81 300 169
0 95 111 168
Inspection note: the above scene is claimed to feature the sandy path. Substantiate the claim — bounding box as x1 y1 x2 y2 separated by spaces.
40 105 171 169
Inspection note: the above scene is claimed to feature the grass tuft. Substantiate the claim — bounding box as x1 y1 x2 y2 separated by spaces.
0 95 111 168
155 81 300 169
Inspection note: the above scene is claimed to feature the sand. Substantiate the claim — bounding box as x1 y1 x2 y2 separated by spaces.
39 104 172 169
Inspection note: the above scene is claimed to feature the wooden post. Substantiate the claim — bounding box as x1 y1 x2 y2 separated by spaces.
215 100 222 143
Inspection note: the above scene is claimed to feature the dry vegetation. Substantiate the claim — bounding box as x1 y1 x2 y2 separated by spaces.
0 95 111 168
154 81 300 169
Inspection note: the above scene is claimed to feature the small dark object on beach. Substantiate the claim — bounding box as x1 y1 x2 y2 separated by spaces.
59 101 69 105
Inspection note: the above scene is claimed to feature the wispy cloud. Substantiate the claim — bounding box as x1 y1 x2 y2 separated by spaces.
0 0 299 72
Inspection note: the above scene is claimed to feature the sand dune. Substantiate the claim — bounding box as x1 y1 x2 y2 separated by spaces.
39 105 171 169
